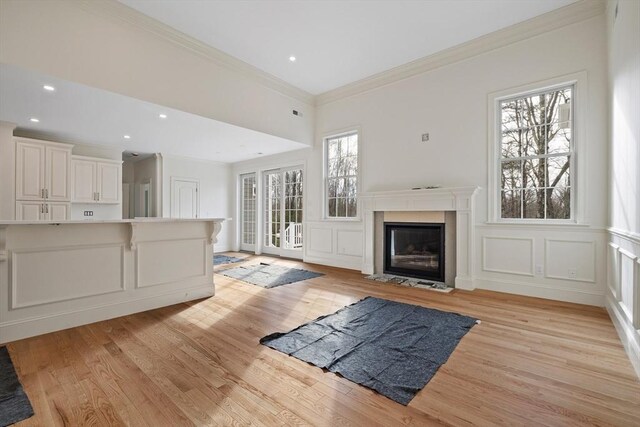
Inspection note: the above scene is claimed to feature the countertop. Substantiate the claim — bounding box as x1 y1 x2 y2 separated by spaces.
0 217 229 226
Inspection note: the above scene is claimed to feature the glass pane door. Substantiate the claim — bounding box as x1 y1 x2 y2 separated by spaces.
283 169 303 250
240 173 256 250
262 167 303 257
263 171 281 254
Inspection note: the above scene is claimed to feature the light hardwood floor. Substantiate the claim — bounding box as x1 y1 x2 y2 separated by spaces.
6 253 640 426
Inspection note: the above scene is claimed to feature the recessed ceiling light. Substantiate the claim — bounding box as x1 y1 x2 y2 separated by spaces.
257 152 264 155
123 135 131 140
159 113 167 119
43 85 55 92
289 56 296 62
29 118 40 123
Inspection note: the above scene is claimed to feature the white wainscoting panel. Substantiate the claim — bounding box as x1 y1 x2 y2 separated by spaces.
619 248 638 321
606 229 640 378
307 226 333 254
136 238 207 288
337 230 363 257
12 243 124 308
545 239 596 282
476 225 606 306
482 236 534 276
305 221 363 270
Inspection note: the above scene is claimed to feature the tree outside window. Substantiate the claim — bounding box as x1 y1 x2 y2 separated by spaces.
326 132 358 218
499 86 573 220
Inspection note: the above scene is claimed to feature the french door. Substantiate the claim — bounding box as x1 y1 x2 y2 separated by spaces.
240 173 257 252
262 167 304 258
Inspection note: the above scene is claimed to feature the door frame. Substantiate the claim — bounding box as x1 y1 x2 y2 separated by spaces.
170 176 200 218
261 165 304 259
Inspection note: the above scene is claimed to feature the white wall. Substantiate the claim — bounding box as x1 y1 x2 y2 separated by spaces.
0 0 314 146
162 155 233 251
605 0 640 377
0 121 17 220
233 13 609 305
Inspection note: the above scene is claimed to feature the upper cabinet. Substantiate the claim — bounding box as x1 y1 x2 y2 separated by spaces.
16 139 71 201
72 156 122 204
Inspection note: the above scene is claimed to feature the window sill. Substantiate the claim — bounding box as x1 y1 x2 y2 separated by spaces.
484 220 591 227
323 217 362 223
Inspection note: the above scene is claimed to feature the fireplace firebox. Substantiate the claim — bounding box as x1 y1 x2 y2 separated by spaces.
384 222 445 281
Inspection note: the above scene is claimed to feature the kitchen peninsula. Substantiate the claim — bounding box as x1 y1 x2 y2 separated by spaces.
0 217 224 342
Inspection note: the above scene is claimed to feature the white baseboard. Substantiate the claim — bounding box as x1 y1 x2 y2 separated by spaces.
304 254 361 271
0 284 214 344
474 277 605 306
606 293 640 379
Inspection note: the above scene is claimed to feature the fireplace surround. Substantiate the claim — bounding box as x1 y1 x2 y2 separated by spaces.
361 186 480 290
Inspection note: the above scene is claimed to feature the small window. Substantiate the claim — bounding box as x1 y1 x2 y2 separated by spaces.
325 131 358 218
498 85 573 220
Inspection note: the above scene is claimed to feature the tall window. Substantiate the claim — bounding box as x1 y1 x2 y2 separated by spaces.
325 131 358 218
499 85 573 220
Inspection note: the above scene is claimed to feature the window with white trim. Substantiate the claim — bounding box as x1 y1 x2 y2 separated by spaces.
325 131 358 218
498 85 573 220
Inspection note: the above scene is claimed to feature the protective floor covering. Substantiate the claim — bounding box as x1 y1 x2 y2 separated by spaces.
220 263 324 288
260 296 477 405
213 254 246 265
0 346 34 426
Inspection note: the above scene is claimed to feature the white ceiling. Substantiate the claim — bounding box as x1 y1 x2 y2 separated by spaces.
119 0 577 95
0 63 307 163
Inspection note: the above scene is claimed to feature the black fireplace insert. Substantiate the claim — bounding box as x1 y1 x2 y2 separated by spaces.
384 222 445 282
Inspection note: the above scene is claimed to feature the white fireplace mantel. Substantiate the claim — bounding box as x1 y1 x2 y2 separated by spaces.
360 186 480 290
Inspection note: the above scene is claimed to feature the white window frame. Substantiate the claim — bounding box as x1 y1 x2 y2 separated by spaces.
487 72 587 225
323 128 361 221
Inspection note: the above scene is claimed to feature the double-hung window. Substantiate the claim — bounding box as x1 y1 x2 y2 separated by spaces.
498 85 574 220
325 131 358 218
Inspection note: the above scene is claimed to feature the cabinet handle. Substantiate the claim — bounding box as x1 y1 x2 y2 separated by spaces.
41 189 45 198
45 204 49 214
40 204 44 214
97 192 100 201
45 189 49 199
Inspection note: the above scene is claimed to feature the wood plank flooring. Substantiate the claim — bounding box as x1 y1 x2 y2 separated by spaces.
6 253 640 426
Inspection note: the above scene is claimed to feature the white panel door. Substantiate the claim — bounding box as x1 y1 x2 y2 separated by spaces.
47 202 70 221
45 146 71 201
16 142 45 200
171 178 199 218
97 162 121 203
16 201 43 221
72 160 97 202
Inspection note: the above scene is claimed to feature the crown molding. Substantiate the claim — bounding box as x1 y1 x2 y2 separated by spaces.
71 0 315 105
315 0 606 106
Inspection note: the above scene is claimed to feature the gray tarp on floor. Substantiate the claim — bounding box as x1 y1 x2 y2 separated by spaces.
221 263 324 288
260 296 477 405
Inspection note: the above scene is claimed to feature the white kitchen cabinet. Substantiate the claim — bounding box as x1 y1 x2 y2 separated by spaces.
97 162 121 203
72 159 97 203
16 139 71 202
15 201 70 221
72 156 122 204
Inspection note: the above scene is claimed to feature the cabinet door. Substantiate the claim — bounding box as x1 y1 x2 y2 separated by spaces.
16 201 44 221
46 146 71 201
97 162 121 203
47 202 70 221
72 160 97 203
16 142 45 200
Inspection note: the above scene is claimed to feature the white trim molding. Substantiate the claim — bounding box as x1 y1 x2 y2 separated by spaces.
72 0 314 105
360 186 480 290
316 0 605 105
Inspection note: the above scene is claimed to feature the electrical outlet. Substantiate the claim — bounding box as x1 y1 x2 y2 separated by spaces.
421 133 430 142
535 265 544 276
84 210 94 217
567 268 577 279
